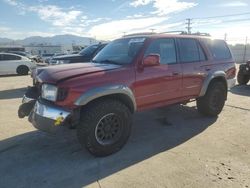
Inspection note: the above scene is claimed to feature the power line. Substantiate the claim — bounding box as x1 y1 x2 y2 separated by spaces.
192 12 250 20
193 18 250 27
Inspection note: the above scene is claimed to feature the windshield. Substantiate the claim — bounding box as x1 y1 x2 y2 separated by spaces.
93 37 145 65
79 45 98 56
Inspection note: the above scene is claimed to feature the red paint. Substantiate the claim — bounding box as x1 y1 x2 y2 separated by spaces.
36 35 236 111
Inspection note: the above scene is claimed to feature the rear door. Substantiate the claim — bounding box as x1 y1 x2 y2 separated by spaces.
135 38 182 109
177 38 207 97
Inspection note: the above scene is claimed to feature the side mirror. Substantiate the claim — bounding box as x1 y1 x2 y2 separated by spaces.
143 54 160 67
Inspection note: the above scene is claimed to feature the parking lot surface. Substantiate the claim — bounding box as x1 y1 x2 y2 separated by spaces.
0 75 249 188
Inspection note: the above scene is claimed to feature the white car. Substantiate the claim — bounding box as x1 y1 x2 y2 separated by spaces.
0 53 36 75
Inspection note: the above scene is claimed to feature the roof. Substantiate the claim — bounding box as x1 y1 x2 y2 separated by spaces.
123 32 212 40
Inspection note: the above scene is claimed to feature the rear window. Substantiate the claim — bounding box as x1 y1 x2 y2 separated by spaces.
204 39 232 60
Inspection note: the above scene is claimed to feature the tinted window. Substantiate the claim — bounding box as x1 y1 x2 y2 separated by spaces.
205 39 232 60
145 39 177 64
93 38 145 65
198 43 206 61
79 45 99 56
1 54 21 61
179 39 200 63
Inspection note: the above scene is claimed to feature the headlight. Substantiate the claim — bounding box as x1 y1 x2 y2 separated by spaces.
41 84 58 101
56 60 70 64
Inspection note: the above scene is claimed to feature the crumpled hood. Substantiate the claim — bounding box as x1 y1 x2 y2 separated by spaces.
36 63 122 84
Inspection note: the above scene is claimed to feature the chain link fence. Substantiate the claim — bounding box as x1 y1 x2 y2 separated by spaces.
224 37 250 64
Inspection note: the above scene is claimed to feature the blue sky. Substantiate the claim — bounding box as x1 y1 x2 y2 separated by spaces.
0 0 250 42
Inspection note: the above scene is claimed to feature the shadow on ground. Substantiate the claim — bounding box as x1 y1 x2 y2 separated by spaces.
0 87 27 100
0 105 217 188
230 85 250 97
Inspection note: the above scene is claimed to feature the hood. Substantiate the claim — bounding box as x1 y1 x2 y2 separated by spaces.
37 63 122 84
52 54 82 60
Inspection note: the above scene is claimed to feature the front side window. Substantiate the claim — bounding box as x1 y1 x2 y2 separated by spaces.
178 38 200 63
93 38 145 65
2 54 21 61
144 38 177 64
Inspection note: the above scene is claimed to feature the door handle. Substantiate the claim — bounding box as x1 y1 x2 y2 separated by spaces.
172 72 179 76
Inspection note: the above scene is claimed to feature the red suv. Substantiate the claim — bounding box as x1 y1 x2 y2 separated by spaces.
18 33 236 157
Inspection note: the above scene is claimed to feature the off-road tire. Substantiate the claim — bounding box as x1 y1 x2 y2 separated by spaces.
237 69 249 85
197 82 227 116
77 99 132 157
17 65 29 75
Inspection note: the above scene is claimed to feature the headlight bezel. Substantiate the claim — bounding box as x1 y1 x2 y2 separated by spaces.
41 84 58 102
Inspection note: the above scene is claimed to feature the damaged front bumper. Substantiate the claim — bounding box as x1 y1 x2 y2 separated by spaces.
18 86 72 133
29 100 71 133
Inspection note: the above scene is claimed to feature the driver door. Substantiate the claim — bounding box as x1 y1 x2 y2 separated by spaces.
134 38 182 110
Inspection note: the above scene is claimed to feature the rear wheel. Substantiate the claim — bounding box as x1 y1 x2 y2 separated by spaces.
237 69 249 85
77 99 132 157
17 65 29 75
197 82 227 116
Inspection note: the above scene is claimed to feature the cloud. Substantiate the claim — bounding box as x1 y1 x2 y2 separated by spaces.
88 16 168 39
3 1 83 27
130 0 197 15
130 0 152 7
4 0 18 6
219 1 248 7
28 5 82 27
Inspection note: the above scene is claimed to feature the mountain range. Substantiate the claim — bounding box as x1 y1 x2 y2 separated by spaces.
0 34 99 46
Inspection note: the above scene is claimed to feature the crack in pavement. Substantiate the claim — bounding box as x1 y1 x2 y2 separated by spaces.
226 104 250 112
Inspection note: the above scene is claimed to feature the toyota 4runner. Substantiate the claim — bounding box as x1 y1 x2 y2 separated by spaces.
18 33 236 157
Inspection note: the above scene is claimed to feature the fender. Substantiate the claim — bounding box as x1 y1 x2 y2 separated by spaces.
74 85 137 111
199 71 227 97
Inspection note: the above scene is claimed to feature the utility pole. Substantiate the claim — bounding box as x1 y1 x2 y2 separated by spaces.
224 33 227 41
186 18 192 34
243 36 248 63
150 28 155 33
123 32 127 37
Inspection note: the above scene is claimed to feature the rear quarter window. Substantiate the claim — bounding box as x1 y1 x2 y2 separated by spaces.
203 39 232 60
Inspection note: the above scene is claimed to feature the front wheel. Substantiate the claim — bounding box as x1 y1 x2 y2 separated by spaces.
197 82 227 116
77 99 132 157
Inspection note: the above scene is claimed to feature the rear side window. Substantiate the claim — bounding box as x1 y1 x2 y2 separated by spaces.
178 38 206 63
144 38 177 64
204 39 232 60
1 54 21 60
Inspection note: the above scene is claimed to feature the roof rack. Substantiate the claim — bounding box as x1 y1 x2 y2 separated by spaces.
123 31 211 37
123 32 156 37
159 31 188 35
190 32 211 36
